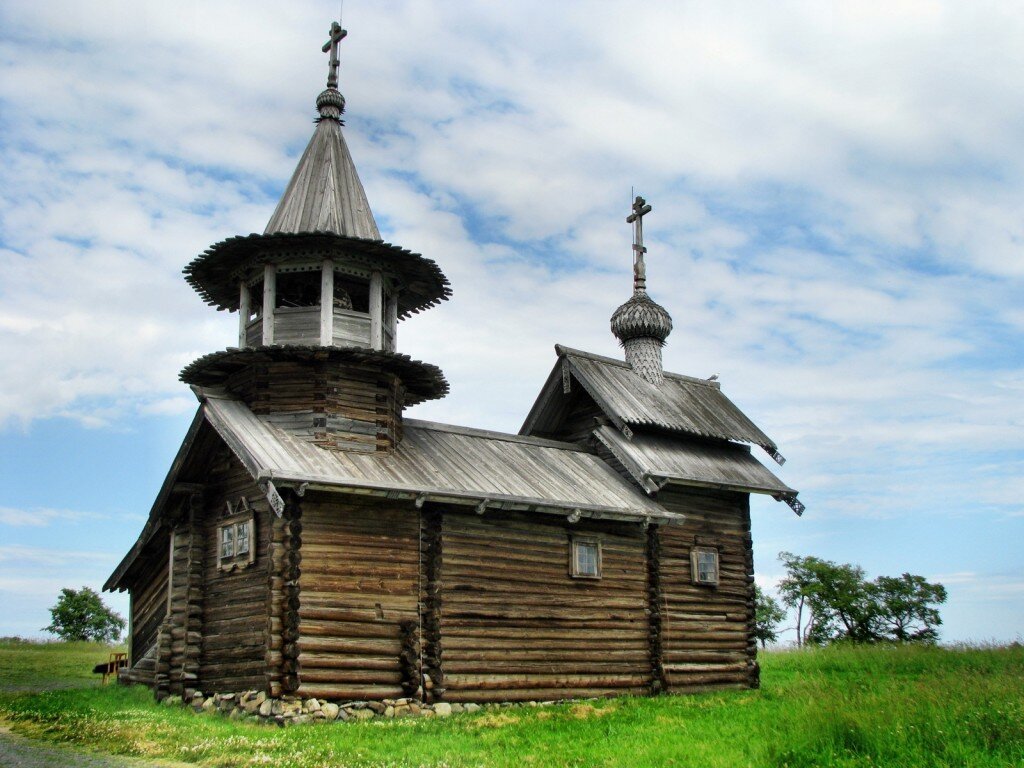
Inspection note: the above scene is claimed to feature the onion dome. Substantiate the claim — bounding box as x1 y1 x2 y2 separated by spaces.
610 290 673 345
611 195 673 386
316 87 346 120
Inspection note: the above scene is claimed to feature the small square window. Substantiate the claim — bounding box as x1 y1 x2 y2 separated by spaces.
570 537 602 579
691 547 719 586
218 503 255 571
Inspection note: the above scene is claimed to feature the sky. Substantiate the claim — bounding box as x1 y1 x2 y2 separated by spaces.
1 0 1021 645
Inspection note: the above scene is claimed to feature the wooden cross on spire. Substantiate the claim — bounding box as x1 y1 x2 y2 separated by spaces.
626 195 652 292
322 21 348 90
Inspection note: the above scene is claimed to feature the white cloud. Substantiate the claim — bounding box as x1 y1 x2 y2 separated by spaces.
0 1 1021 646
0 508 106 528
0 545 113 566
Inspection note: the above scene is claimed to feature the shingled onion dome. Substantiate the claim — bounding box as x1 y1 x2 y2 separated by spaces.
611 195 673 386
611 289 673 386
316 86 346 121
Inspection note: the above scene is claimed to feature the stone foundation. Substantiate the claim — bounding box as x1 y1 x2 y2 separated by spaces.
158 689 554 726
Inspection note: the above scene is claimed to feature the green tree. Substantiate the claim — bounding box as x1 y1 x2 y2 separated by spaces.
777 552 831 646
779 553 875 644
778 553 947 646
871 573 947 643
43 587 125 643
754 585 786 648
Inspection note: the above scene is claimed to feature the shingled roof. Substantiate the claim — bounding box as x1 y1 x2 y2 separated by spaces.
522 345 781 456
264 111 380 239
198 392 674 524
593 425 795 498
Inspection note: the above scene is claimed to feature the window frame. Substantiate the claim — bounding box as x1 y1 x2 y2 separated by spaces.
569 536 602 580
690 546 719 586
217 502 256 572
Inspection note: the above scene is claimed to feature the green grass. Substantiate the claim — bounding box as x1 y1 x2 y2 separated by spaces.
1 641 1022 767
0 637 125 691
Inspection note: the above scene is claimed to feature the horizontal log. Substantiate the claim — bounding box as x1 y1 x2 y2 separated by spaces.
298 668 402 685
444 636 647 652
444 660 647 675
447 648 647 664
202 633 266 652
664 671 750 687
300 606 418 624
299 620 401 640
300 653 407 671
442 616 645 629
662 662 748 674
443 686 645 703
442 625 645 641
663 650 749 664
443 593 646 610
296 684 406 700
661 639 750 651
299 636 402 655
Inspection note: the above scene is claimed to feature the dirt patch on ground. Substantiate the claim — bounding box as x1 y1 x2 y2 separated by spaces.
568 703 612 719
0 725 190 768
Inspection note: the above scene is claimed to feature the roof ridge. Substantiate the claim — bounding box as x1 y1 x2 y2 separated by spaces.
403 418 584 451
554 344 721 389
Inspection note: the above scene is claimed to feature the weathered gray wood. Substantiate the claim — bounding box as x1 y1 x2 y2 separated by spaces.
319 260 333 346
369 270 383 350
262 264 275 345
385 291 398 352
331 309 371 347
273 307 319 345
238 282 251 348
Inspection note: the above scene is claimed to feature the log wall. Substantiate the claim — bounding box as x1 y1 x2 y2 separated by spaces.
129 539 169 671
657 488 757 693
224 360 404 453
198 454 272 693
165 497 205 697
439 510 650 702
296 495 420 701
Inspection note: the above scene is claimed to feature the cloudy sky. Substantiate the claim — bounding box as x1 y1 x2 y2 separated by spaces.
1 0 1021 644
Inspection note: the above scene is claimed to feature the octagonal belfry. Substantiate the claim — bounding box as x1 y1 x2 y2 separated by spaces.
180 23 449 453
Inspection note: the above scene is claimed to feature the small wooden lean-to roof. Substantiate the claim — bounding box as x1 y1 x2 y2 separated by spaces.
594 425 795 498
523 345 780 454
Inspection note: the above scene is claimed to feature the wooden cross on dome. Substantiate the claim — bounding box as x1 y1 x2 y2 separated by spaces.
322 21 348 90
626 195 652 292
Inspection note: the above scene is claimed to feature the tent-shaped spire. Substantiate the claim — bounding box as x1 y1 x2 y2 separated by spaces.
264 23 381 240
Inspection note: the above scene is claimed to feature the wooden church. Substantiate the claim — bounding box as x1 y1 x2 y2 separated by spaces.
105 22 801 705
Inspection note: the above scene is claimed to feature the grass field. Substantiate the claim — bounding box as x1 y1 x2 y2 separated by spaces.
0 640 1021 767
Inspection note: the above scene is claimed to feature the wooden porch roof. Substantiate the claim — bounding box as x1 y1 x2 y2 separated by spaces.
593 425 797 500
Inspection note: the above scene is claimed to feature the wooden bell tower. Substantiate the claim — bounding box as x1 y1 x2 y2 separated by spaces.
179 23 450 452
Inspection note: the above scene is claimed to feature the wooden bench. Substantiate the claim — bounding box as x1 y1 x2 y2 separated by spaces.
92 652 128 684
